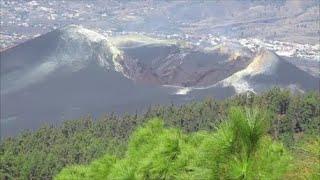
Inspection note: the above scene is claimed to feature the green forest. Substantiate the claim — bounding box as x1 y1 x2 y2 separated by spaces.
1 88 319 179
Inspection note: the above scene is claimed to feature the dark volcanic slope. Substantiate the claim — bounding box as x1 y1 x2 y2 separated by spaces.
1 63 182 137
0 25 231 138
248 51 319 92
1 30 61 75
1 25 317 138
220 50 319 93
0 26 179 137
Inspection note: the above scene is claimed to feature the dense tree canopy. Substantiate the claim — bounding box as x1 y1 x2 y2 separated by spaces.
56 107 293 179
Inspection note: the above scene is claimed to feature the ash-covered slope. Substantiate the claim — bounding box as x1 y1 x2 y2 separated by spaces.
1 25 124 94
0 25 186 137
219 50 319 93
1 25 317 137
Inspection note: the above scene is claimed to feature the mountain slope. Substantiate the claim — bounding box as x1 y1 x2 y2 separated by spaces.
0 25 181 137
220 49 319 93
1 25 124 95
1 26 318 137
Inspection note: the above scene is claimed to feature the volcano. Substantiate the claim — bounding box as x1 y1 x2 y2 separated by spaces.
1 25 318 137
0 25 178 137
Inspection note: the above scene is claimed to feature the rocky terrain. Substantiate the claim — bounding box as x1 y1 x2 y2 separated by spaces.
120 43 252 87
